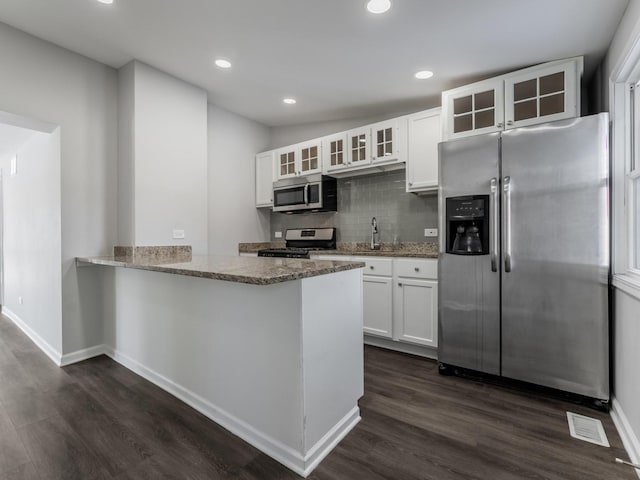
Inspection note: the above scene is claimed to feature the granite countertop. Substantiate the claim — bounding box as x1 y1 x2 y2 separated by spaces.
76 254 365 286
238 242 439 258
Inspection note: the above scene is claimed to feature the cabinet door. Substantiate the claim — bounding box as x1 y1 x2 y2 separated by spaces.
394 278 437 347
255 151 274 207
346 127 371 168
442 78 504 140
322 133 348 173
370 118 406 164
406 108 441 193
363 275 393 338
504 60 579 129
276 147 297 179
299 140 322 175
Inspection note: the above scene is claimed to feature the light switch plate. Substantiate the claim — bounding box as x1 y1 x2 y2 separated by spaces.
424 228 438 237
275 231 283 239
172 229 185 239
10 155 17 175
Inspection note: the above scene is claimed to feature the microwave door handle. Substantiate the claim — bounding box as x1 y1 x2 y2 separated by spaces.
490 177 498 272
503 176 512 273
304 184 309 205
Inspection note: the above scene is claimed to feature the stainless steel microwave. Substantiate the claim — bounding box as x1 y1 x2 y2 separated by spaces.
272 174 337 213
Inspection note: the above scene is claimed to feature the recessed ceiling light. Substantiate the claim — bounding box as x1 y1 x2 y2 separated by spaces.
415 70 434 80
96 0 114 4
367 0 391 14
215 59 232 69
283 98 297 105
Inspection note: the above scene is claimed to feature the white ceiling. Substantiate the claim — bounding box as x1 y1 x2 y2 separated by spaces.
0 0 630 127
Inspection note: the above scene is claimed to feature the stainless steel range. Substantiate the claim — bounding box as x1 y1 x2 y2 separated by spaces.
257 228 336 259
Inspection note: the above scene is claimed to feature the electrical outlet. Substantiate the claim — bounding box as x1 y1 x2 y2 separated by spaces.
172 229 185 239
275 231 283 239
18 296 23 305
424 228 438 237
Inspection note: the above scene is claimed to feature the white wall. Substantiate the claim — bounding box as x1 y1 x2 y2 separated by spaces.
604 0 640 468
208 105 270 254
0 129 62 355
0 21 118 355
125 61 209 254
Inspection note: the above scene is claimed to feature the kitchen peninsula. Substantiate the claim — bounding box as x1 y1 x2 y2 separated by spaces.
77 252 365 477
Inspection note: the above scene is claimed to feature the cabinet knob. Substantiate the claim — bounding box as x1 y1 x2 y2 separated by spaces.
497 122 504 128
507 120 514 126
408 182 413 186
414 267 420 272
398 282 403 287
369 266 374 270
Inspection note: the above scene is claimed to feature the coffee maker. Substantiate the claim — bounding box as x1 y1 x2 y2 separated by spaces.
445 195 489 255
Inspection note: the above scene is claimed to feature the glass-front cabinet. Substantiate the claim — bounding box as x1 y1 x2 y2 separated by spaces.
442 57 582 141
276 147 297 179
442 78 505 140
322 132 348 173
275 139 323 180
347 127 371 167
370 118 405 163
504 62 578 128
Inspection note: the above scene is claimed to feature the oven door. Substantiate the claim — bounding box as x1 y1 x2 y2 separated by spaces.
273 182 322 212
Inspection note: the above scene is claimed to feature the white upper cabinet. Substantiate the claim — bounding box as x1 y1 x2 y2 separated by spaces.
276 146 297 179
298 139 322 175
406 108 441 193
322 132 348 173
347 126 372 168
370 118 406 164
504 60 579 129
255 150 274 207
276 139 323 180
442 57 582 141
442 78 505 140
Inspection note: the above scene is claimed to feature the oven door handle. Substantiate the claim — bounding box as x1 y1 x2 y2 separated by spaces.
304 184 309 205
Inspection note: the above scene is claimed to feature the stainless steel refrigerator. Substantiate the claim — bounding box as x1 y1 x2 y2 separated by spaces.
437 113 609 402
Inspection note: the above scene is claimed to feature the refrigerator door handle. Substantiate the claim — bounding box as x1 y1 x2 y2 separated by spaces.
503 176 512 272
490 177 498 272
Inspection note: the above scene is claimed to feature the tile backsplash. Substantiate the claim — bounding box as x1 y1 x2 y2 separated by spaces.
270 170 438 243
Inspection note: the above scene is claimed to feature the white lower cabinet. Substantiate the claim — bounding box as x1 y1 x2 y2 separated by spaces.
363 276 393 338
394 277 438 347
310 254 438 352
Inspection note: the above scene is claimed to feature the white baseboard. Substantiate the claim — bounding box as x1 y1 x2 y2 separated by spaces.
364 335 438 360
611 397 640 479
302 406 360 476
60 344 107 366
103 346 358 477
2 307 62 366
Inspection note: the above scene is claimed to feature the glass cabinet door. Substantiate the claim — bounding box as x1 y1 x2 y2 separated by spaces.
443 78 504 140
369 118 405 163
347 127 371 167
277 149 296 179
504 62 578 128
298 140 322 175
322 133 349 172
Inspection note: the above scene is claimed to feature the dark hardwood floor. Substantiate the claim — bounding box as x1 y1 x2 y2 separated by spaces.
0 312 635 479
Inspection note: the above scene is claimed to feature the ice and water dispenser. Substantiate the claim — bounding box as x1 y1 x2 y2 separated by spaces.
445 195 490 255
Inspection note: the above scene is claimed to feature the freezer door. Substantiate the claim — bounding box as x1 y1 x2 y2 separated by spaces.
438 134 501 375
501 113 609 400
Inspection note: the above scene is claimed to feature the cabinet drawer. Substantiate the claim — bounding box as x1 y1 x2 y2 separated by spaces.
394 259 437 279
353 257 393 276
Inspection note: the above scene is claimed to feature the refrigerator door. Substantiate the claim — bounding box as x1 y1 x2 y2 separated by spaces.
501 113 609 400
438 134 501 375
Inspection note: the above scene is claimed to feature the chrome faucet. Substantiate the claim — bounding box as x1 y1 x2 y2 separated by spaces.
371 217 380 250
